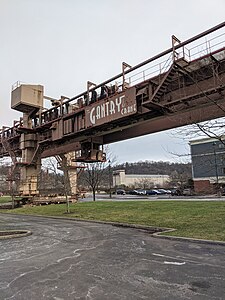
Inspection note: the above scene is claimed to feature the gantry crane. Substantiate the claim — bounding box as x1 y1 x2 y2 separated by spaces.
1 21 225 200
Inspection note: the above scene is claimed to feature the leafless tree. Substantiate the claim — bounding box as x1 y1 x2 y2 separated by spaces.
42 154 77 213
134 178 155 189
81 147 116 201
41 157 64 192
166 117 225 166
0 158 19 208
55 154 71 213
169 170 191 188
0 159 9 195
171 117 225 143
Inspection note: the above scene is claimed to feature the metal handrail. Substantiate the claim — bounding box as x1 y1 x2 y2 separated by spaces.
65 21 225 103
1 21 225 135
41 21 225 113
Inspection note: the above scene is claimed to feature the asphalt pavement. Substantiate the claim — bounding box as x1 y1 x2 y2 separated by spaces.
0 214 224 300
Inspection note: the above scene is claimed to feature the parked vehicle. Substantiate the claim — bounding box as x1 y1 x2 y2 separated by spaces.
135 189 146 195
127 189 146 195
171 189 182 196
127 190 137 195
171 188 193 196
157 189 171 194
146 189 160 195
116 189 126 195
182 188 193 196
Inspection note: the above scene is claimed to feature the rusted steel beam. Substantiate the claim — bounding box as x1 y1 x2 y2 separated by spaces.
103 95 225 144
41 141 82 158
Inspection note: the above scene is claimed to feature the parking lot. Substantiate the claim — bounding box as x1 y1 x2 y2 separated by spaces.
79 192 225 202
0 213 225 299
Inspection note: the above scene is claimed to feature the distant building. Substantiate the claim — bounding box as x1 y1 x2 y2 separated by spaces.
190 137 225 193
112 169 169 188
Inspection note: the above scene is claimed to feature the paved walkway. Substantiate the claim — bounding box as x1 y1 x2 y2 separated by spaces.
0 214 224 299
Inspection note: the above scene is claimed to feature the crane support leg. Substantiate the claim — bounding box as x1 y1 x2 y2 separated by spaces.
19 114 41 196
19 160 40 196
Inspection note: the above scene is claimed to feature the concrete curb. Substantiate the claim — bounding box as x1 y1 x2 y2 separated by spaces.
0 230 32 240
0 213 166 234
1 212 225 246
152 229 225 246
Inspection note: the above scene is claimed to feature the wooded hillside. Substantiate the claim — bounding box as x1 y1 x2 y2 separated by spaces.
114 161 192 176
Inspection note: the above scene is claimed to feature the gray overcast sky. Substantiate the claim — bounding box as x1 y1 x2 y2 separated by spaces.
1 0 225 163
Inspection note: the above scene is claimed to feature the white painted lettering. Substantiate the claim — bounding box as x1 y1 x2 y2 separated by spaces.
116 95 124 112
90 107 96 125
88 93 136 125
101 104 105 118
105 102 109 116
109 100 115 115
96 106 101 120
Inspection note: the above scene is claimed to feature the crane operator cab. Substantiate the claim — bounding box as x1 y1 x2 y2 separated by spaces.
75 140 106 163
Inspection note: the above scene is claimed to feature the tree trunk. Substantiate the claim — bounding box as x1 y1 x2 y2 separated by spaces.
65 190 70 213
92 188 96 201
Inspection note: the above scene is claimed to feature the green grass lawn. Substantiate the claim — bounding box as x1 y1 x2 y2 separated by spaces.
1 200 225 241
0 196 12 204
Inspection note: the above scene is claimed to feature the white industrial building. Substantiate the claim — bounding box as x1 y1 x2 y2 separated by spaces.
112 170 169 188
